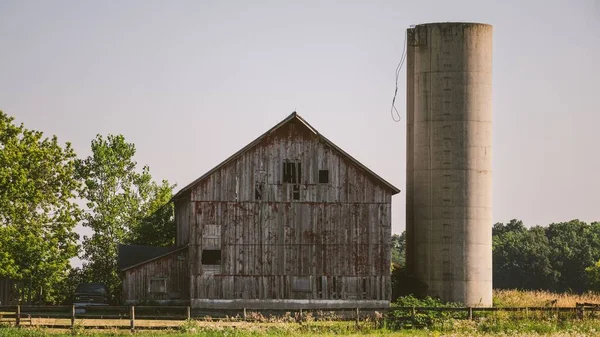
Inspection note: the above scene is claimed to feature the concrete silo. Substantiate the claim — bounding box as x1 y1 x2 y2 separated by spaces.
405 22 493 306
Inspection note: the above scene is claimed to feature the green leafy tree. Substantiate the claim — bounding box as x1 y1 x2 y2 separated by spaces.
128 179 175 247
391 232 406 266
585 260 600 292
0 111 80 303
493 220 556 290
546 219 599 293
77 134 175 302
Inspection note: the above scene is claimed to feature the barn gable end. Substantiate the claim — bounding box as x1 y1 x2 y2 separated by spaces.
171 112 398 309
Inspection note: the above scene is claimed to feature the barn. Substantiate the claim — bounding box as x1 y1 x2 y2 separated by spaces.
121 112 399 309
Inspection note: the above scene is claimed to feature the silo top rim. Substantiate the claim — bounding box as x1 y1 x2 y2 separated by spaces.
412 22 492 28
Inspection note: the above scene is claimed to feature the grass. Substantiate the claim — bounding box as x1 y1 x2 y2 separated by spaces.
2 325 600 336
493 289 600 307
4 291 600 336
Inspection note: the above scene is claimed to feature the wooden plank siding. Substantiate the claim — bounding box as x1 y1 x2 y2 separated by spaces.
122 250 189 304
181 119 395 305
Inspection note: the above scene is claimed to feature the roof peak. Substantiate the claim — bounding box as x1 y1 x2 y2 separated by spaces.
172 112 400 199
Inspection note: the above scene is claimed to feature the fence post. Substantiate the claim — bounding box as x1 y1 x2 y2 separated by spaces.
355 307 360 328
71 305 75 329
130 306 135 332
411 306 416 326
186 306 191 320
16 305 20 327
468 307 473 320
299 308 303 323
243 308 247 321
580 306 585 320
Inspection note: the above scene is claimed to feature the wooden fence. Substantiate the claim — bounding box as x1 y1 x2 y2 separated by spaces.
1 305 600 331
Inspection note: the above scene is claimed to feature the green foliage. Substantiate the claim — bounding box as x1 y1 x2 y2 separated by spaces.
390 233 405 266
388 295 463 329
0 111 80 304
128 179 175 247
493 219 600 293
390 265 427 301
77 134 175 303
585 260 600 292
493 220 557 290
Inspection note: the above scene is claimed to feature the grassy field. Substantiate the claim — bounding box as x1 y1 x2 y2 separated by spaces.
3 290 600 336
2 325 600 337
493 289 600 307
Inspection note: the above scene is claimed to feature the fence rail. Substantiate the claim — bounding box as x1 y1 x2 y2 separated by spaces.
1 304 600 331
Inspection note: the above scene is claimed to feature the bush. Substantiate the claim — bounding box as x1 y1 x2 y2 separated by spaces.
386 295 463 330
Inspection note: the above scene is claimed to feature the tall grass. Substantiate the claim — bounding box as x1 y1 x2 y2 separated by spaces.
494 289 600 307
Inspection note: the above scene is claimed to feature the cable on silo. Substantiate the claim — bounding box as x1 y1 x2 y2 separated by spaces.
390 30 407 122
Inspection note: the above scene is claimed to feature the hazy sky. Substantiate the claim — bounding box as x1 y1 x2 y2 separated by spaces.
1 0 599 238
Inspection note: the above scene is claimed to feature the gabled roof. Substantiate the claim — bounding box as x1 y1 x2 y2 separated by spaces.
172 112 400 200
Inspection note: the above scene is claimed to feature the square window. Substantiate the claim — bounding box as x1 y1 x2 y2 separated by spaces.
318 170 329 184
149 278 167 293
202 250 221 265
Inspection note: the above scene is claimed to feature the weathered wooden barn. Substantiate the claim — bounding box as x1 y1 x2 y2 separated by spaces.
121 112 399 308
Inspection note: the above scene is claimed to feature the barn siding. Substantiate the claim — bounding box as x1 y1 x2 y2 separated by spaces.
184 119 394 306
122 249 189 304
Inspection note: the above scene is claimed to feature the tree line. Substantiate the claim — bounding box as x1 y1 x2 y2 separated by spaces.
0 111 174 304
391 219 600 299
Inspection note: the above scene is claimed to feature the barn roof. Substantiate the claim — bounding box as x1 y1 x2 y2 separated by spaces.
118 244 186 271
172 112 400 200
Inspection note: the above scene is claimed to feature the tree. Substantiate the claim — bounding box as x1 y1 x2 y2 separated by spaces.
493 220 556 290
546 220 599 293
128 179 175 247
0 111 80 303
391 232 406 266
77 134 174 302
585 260 600 292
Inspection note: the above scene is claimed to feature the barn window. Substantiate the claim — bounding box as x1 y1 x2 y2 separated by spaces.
201 250 221 265
149 278 167 293
292 185 300 200
255 182 264 200
283 162 301 184
318 170 329 183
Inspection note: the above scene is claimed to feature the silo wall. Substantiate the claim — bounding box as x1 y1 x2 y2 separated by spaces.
406 22 493 307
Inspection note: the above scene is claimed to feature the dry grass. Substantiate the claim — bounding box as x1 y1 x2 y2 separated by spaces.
494 289 600 307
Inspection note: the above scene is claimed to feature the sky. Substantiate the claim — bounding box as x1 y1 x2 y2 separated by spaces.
1 0 599 242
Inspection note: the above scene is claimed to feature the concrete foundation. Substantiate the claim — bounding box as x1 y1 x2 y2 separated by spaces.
191 299 390 310
406 22 493 306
